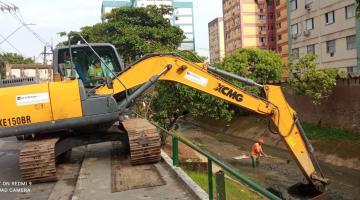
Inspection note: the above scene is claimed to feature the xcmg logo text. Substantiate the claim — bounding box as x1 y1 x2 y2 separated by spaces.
214 83 243 102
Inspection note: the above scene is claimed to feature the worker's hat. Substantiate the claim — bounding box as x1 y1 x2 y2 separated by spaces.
258 138 264 144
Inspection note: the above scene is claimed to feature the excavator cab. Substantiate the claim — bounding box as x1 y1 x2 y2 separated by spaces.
53 43 124 87
0 39 329 197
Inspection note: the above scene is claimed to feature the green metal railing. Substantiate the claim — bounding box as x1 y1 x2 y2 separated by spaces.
170 134 281 200
132 112 280 200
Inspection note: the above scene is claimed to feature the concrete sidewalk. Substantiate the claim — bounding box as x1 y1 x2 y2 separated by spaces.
72 142 200 200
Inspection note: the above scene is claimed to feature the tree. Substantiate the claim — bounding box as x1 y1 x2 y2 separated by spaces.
0 53 34 79
149 49 283 139
288 54 337 105
63 6 185 64
220 48 283 95
150 51 234 143
357 0 360 18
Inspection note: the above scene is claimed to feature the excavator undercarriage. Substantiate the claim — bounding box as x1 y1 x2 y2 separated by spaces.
18 118 161 183
0 41 329 194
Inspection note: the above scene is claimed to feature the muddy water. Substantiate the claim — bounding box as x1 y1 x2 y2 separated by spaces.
177 122 360 200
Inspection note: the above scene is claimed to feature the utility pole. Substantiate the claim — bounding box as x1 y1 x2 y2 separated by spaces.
43 46 46 65
40 46 52 65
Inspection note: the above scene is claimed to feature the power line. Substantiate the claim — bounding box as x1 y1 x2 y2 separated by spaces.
0 32 22 54
0 0 18 12
10 11 50 47
0 23 34 45
1 1 51 48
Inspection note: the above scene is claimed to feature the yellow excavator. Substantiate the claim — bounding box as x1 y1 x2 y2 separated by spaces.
0 39 328 193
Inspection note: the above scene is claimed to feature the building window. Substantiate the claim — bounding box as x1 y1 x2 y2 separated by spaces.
305 18 314 30
345 4 355 19
325 11 335 24
346 35 356 49
290 0 297 10
225 33 230 39
291 24 298 35
235 17 240 24
259 26 266 32
326 40 336 55
277 11 281 18
307 44 315 54
271 36 275 41
347 66 354 73
292 48 299 59
259 15 266 20
278 35 282 40
278 46 282 52
260 37 266 43
276 23 281 29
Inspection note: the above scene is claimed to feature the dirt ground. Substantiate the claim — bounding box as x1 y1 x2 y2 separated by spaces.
174 119 360 200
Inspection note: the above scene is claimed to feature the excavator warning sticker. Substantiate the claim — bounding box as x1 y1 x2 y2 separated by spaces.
184 71 208 87
16 92 49 106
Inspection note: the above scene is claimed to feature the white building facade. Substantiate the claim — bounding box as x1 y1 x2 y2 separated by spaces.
101 0 195 51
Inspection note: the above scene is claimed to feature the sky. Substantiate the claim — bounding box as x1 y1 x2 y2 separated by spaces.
0 0 223 62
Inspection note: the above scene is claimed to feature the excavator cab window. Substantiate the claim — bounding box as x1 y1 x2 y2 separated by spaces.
57 45 122 87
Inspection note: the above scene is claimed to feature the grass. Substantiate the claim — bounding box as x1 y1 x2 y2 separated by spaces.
302 122 360 141
184 169 264 200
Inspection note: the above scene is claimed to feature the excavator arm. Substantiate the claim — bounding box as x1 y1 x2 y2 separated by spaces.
96 54 329 191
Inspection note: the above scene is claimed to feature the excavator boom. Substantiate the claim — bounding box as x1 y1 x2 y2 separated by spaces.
0 42 328 192
96 54 329 191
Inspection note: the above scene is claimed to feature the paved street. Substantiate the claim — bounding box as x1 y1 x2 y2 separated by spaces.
0 137 198 200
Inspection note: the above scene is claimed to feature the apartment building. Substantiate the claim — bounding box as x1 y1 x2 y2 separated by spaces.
222 0 288 60
101 0 195 50
208 17 225 64
289 0 358 72
275 0 288 60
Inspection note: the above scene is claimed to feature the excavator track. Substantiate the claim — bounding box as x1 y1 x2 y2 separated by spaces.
19 138 59 183
122 118 161 165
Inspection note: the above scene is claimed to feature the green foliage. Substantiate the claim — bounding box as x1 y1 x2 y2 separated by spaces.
303 122 360 141
221 48 282 83
175 50 207 62
184 169 263 200
0 53 34 79
288 54 337 105
357 0 360 18
152 81 234 124
62 6 184 63
151 49 283 135
151 51 233 135
220 48 283 95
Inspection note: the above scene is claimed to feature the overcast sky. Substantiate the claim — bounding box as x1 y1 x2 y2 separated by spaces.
0 0 222 62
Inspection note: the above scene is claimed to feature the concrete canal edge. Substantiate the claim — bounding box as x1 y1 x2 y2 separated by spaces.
161 150 209 200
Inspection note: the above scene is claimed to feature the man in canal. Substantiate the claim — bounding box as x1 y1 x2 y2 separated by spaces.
250 138 266 168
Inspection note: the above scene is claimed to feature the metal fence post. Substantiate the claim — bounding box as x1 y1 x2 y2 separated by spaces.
208 158 213 200
172 135 179 167
216 170 226 200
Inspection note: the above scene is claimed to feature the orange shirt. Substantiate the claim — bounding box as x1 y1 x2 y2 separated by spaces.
250 142 263 156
